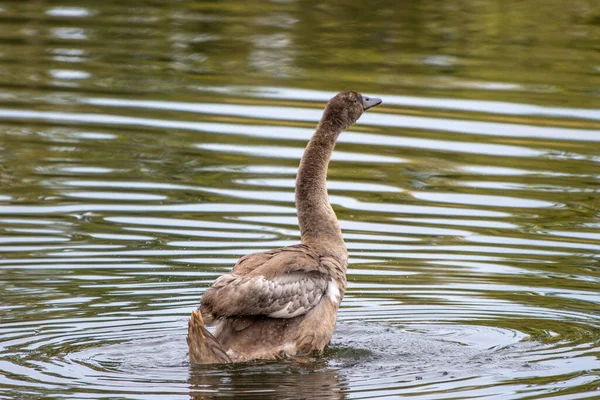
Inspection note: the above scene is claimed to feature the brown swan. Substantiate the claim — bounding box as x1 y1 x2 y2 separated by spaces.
187 90 382 364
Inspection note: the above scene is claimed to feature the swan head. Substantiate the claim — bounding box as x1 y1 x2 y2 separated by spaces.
322 91 382 131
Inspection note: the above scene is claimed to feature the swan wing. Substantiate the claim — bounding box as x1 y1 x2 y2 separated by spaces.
200 245 329 319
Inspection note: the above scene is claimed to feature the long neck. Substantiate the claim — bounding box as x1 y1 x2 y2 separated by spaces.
295 120 347 259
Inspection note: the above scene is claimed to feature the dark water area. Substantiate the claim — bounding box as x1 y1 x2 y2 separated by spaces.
0 0 599 398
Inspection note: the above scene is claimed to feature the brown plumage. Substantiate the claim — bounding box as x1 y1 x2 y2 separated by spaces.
188 91 382 364
187 311 232 364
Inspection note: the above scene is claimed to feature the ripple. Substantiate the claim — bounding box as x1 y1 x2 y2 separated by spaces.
238 178 403 193
396 217 518 229
45 7 92 18
49 69 91 80
51 27 88 40
1 302 597 400
1 3 599 398
64 191 167 201
0 203 296 215
223 85 600 121
84 98 600 142
197 143 406 163
467 235 600 251
234 215 472 237
105 216 270 231
411 191 556 208
0 236 70 244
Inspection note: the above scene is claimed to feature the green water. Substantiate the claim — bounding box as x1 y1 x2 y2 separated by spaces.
0 1 599 399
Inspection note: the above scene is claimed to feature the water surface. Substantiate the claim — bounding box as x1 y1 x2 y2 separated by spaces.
0 1 599 399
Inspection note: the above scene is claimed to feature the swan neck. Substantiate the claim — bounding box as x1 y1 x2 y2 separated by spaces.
295 122 346 258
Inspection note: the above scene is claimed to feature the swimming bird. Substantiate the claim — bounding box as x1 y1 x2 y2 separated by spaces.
188 91 382 364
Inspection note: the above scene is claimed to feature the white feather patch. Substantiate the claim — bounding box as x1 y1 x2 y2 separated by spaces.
268 302 292 318
281 342 297 356
327 280 341 304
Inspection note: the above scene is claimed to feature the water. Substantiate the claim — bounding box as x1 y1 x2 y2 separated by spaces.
0 0 599 398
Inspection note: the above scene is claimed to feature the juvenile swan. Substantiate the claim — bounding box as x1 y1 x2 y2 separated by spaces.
188 91 382 363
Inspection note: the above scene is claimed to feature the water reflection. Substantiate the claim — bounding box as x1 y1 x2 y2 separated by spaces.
189 361 345 400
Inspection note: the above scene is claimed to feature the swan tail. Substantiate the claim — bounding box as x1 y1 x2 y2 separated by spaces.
187 310 232 364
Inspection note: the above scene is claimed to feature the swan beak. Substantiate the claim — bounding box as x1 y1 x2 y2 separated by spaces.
361 95 382 110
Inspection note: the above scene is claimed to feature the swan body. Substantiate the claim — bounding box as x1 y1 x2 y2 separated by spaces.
188 91 382 363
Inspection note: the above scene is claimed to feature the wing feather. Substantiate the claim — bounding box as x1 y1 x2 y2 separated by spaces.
200 245 329 320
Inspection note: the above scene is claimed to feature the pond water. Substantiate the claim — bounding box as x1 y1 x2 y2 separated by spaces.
0 1 599 399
